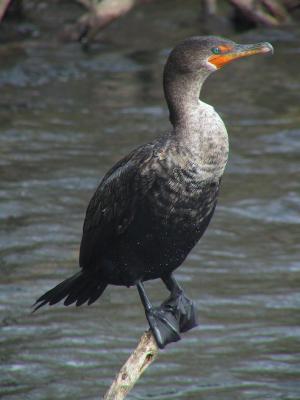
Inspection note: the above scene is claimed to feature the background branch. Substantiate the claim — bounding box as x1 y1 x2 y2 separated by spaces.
63 0 156 44
0 0 12 20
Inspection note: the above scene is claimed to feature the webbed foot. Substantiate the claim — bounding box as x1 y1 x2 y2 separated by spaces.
162 292 197 333
145 306 181 349
137 281 181 349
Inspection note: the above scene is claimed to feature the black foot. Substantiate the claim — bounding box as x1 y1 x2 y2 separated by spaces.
162 292 197 333
145 306 181 349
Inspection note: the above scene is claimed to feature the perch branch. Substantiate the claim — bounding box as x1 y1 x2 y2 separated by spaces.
103 330 159 400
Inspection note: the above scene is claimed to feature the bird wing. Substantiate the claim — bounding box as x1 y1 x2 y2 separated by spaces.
79 142 156 269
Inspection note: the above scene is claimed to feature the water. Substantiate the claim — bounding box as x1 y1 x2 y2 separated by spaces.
1 2 300 399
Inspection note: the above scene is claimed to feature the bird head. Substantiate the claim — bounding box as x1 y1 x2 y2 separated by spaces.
166 36 274 75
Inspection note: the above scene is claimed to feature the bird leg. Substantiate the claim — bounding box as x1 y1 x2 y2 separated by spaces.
161 274 197 333
137 281 181 349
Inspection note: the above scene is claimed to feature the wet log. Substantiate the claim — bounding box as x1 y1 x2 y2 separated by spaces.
103 330 158 400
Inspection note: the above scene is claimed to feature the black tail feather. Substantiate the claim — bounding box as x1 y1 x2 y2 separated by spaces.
74 280 99 307
33 272 107 312
63 274 92 306
87 284 107 305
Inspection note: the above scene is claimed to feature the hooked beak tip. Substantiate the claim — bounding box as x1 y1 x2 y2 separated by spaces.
259 42 274 55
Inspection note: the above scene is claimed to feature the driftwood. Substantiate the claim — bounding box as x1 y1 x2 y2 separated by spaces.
103 330 159 400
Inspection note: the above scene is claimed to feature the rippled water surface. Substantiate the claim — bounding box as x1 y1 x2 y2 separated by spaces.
1 2 300 399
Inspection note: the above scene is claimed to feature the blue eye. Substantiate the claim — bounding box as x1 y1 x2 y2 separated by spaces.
211 47 221 55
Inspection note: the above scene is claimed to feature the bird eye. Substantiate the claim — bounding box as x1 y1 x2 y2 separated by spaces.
211 47 221 55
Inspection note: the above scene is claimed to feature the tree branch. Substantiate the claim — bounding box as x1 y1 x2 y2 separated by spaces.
0 0 12 21
229 0 290 26
62 0 156 44
103 330 159 400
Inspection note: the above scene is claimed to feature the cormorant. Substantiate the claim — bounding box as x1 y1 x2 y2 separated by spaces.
34 36 273 348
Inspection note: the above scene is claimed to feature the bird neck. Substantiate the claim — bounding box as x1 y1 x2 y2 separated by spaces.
163 65 211 130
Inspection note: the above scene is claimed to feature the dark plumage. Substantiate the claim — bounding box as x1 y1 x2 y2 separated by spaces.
34 36 273 348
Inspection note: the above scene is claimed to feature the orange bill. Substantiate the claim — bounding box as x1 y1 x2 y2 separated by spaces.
208 42 274 69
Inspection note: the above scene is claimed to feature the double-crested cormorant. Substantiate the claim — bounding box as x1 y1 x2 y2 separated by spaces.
34 36 273 348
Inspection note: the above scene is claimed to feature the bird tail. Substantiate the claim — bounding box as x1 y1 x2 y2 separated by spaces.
33 271 107 312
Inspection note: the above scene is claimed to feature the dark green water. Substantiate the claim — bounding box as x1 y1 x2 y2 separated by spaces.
1 2 300 399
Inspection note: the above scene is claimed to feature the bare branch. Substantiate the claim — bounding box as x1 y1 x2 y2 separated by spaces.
62 0 157 44
229 0 281 26
0 0 12 21
103 330 159 400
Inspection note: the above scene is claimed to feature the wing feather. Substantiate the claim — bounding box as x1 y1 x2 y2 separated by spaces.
79 143 156 269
